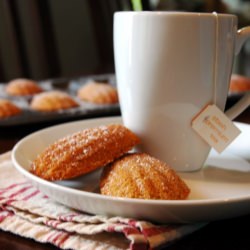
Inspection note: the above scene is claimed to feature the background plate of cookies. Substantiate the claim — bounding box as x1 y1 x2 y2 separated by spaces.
12 116 250 223
0 74 120 126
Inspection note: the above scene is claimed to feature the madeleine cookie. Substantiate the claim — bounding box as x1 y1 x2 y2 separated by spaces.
77 82 118 104
100 153 190 200
230 74 250 93
0 99 22 118
6 78 43 96
30 91 79 112
31 124 140 181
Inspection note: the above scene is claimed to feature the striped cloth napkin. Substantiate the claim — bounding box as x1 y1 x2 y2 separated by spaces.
0 152 205 250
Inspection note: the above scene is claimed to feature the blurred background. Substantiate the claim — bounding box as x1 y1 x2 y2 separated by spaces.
0 0 249 83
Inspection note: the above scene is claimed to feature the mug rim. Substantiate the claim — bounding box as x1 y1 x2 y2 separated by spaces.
114 11 236 18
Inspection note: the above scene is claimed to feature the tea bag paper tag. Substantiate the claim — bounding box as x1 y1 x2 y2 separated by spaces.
191 104 241 153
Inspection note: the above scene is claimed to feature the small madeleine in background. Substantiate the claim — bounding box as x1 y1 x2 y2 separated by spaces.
77 82 119 104
0 99 22 118
30 91 79 112
5 78 43 96
230 74 250 93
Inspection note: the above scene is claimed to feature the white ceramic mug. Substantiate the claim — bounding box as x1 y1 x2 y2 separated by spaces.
114 11 250 172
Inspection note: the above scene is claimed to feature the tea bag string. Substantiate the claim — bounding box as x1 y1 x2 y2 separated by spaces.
212 12 219 106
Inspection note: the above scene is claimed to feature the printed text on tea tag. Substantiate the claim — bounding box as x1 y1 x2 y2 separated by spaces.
191 104 241 153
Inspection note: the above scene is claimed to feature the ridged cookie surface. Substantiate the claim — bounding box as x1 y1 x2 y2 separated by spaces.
31 124 140 181
30 91 79 112
6 78 43 96
77 82 118 104
100 153 190 200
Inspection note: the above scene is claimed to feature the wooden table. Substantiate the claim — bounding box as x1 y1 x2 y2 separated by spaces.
0 107 250 250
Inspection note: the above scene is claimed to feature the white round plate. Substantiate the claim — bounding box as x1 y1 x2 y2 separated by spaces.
12 117 250 223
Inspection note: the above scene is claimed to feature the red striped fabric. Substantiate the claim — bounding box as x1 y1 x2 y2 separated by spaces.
0 208 13 221
0 181 203 250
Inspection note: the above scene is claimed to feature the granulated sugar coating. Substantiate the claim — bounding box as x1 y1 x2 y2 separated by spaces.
100 153 190 200
31 124 140 180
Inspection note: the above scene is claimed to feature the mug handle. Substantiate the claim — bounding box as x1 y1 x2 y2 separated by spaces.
225 26 250 120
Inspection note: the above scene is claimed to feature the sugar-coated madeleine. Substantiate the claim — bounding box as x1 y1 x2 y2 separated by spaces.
77 82 118 104
100 153 190 200
30 91 79 112
6 78 43 96
31 124 140 181
0 99 22 118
